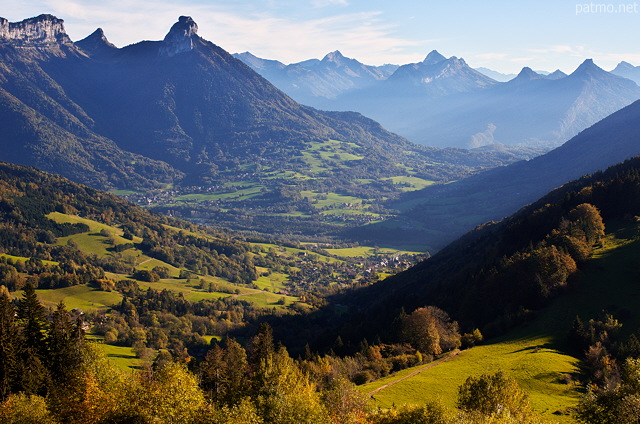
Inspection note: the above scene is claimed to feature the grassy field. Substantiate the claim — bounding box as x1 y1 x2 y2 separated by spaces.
383 176 435 192
325 246 421 258
0 253 58 266
301 191 365 209
87 335 144 370
253 242 344 264
360 222 640 423
362 334 580 422
299 139 364 174
35 284 122 311
255 267 289 291
48 212 141 257
175 185 265 202
39 212 302 312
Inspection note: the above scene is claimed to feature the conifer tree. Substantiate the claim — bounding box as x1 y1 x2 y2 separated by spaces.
15 283 50 395
0 288 18 401
47 301 85 385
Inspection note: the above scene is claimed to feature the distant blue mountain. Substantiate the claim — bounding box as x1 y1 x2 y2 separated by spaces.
233 50 397 105
611 61 640 85
330 58 640 149
475 67 516 82
237 49 640 150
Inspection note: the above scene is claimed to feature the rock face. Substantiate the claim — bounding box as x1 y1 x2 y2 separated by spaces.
159 16 199 57
0 14 71 45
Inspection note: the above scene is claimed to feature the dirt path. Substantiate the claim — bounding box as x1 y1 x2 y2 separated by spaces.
366 349 461 398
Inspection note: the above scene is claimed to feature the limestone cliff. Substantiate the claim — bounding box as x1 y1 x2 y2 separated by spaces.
0 14 72 45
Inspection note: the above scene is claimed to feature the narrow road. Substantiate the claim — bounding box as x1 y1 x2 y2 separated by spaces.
367 349 461 397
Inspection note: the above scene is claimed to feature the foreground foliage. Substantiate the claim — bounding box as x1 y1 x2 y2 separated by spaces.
0 288 554 423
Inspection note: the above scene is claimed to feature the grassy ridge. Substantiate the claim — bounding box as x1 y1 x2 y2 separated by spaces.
41 213 300 311
35 285 123 311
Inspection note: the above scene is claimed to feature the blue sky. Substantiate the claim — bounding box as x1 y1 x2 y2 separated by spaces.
1 0 639 73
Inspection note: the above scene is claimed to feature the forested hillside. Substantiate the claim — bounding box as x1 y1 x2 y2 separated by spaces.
321 156 640 351
0 161 424 365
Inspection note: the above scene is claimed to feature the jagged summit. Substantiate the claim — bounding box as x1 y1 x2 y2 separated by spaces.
546 69 567 80
0 14 71 45
322 50 346 63
437 56 475 74
160 16 199 57
570 58 606 78
510 66 544 82
88 28 111 43
423 50 447 66
611 61 640 85
76 27 117 55
614 61 634 70
167 16 198 38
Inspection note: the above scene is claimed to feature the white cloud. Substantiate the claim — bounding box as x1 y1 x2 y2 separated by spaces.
212 10 423 64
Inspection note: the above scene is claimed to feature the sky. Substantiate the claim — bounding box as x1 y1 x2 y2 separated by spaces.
1 0 639 74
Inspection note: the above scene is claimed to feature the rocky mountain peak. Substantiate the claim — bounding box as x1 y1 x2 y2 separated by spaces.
512 67 543 82
323 50 346 64
0 14 71 45
422 50 447 66
613 61 635 72
160 16 199 57
76 28 116 55
546 69 568 80
571 58 606 78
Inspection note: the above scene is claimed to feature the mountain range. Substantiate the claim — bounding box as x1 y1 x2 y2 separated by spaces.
233 50 398 106
475 67 517 82
0 15 519 194
237 50 640 150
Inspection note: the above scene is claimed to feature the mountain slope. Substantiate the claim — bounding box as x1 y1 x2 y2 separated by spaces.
247 49 639 150
356 98 640 250
0 15 418 189
380 50 497 96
